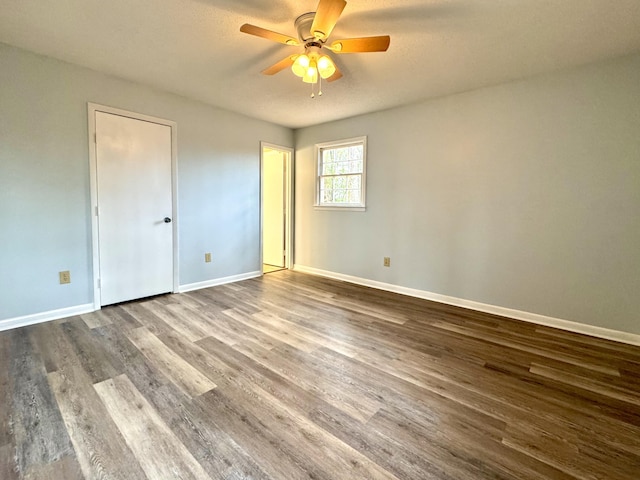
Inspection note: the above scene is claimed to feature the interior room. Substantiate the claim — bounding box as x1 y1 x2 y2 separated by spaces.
1 1 639 479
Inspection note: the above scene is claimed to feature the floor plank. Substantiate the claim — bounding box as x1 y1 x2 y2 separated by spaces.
0 335 14 447
0 444 18 480
21 455 84 480
93 374 212 480
8 328 77 477
126 326 217 397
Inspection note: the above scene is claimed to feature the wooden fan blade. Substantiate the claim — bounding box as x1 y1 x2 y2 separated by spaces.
330 36 390 53
311 0 346 40
326 66 343 82
240 24 299 46
262 55 297 75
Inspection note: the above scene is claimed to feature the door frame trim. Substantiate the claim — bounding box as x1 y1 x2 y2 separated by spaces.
260 142 294 271
87 103 179 310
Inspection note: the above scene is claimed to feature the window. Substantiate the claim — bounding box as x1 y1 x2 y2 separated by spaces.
315 136 367 210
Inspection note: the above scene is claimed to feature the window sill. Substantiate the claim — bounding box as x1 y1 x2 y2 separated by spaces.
313 205 366 212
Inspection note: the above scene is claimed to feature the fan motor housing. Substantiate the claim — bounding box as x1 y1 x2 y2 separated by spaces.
295 12 319 43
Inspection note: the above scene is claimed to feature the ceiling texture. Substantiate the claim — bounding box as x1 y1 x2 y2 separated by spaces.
1 0 640 128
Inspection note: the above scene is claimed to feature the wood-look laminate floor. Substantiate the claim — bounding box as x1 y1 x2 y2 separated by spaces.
1 271 640 480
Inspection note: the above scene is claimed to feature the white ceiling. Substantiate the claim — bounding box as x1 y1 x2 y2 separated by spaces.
1 0 640 129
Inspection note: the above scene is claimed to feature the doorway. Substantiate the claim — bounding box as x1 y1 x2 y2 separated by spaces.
261 143 293 274
88 104 178 308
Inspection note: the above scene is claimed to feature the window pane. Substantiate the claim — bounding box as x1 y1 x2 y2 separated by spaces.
333 176 347 189
322 160 362 175
319 188 362 205
321 144 364 176
348 189 361 203
347 175 361 189
321 177 333 190
339 162 353 174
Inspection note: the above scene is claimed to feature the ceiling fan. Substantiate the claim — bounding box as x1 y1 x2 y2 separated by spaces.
240 0 390 96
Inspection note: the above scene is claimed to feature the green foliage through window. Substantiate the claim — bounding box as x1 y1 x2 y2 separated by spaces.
316 137 366 208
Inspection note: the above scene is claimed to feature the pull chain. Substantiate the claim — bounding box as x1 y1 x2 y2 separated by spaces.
310 77 324 98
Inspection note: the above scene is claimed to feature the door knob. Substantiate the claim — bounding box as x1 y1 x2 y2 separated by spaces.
164 217 172 223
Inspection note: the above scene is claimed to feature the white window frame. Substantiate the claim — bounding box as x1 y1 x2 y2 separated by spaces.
314 136 367 211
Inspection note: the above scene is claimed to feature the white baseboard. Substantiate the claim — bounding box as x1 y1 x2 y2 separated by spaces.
179 270 262 293
0 271 262 332
0 303 95 333
293 264 640 347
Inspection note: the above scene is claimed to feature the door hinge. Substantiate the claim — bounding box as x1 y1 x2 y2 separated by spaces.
97 278 101 288
95 206 99 216
94 133 97 143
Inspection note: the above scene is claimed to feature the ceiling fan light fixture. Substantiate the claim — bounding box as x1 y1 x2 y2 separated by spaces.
317 55 336 79
292 54 310 77
302 63 319 83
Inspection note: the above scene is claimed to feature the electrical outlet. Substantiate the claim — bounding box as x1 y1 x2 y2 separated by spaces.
204 253 212 263
59 271 71 284
383 257 391 267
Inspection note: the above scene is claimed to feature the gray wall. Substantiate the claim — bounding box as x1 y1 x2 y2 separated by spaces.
0 43 292 320
294 53 640 335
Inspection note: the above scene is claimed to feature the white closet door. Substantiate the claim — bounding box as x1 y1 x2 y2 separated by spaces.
96 111 173 305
